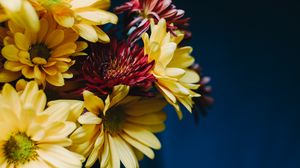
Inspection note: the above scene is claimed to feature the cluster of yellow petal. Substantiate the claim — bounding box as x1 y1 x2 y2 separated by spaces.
0 81 84 167
0 15 87 86
0 0 117 43
142 19 201 119
0 26 22 82
70 85 167 168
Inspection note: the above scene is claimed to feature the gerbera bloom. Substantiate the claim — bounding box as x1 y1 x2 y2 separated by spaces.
30 0 118 43
70 85 166 168
0 81 84 167
0 26 21 82
1 15 87 87
142 19 200 119
76 40 155 96
0 0 39 32
115 0 190 41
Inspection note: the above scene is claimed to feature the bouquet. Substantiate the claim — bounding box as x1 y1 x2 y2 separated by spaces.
0 0 213 167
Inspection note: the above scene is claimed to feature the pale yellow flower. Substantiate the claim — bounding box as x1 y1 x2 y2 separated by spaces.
0 0 40 32
142 19 201 119
1 15 87 86
70 85 167 168
0 81 84 167
30 0 118 43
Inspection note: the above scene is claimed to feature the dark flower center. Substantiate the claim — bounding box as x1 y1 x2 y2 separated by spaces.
102 106 126 134
29 44 51 60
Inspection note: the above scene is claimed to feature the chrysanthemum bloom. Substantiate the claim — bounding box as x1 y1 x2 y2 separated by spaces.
29 0 118 43
0 26 21 82
190 63 214 123
0 0 39 32
77 40 155 96
1 15 87 86
0 81 84 167
115 0 190 41
142 19 200 119
70 85 167 168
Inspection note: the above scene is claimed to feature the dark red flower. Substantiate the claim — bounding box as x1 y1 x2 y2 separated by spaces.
74 40 156 96
115 0 190 41
191 63 214 123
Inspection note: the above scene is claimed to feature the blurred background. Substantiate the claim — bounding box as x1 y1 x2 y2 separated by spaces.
112 0 300 167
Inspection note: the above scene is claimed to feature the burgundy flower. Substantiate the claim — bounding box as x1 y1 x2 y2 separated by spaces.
115 0 190 41
74 40 156 96
191 63 214 123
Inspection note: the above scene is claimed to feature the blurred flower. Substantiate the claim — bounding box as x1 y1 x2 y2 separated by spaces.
77 40 155 95
142 19 200 119
0 0 40 32
115 0 190 41
190 63 214 123
0 26 21 82
0 81 84 167
1 15 87 86
70 85 166 168
31 0 118 43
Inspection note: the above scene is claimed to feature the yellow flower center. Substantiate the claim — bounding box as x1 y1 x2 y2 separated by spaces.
29 44 51 60
4 133 38 165
102 107 126 134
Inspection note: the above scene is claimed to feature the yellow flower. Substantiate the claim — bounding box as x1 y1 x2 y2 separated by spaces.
31 0 118 43
1 15 87 87
70 85 167 168
0 26 21 82
0 81 84 167
142 19 201 119
0 0 39 32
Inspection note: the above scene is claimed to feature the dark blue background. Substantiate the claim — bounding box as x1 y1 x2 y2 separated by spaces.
113 0 300 167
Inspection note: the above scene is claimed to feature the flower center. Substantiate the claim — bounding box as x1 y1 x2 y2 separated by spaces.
29 44 51 60
102 106 126 134
4 133 38 165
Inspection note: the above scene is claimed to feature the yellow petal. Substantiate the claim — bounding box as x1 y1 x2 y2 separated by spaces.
126 112 167 125
76 9 118 25
112 135 138 168
45 30 64 48
83 90 104 114
37 144 84 168
53 6 75 28
85 133 104 167
0 69 21 82
14 32 30 50
78 112 102 125
37 18 49 43
21 66 35 78
73 24 98 42
46 73 64 86
108 135 120 168
121 133 155 159
2 44 20 61
180 70 200 83
43 102 70 122
51 42 76 57
4 61 24 71
123 123 161 150
168 46 194 68
159 42 177 68
32 57 47 65
94 26 110 43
